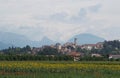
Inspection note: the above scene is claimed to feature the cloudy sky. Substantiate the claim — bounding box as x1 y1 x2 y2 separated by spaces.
0 0 120 41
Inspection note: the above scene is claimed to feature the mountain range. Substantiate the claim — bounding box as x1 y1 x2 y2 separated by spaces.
0 32 105 49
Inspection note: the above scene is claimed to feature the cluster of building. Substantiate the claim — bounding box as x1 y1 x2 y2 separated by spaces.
31 38 97 61
31 38 120 61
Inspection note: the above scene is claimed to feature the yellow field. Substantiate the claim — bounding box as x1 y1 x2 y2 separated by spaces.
0 61 120 78
0 61 120 72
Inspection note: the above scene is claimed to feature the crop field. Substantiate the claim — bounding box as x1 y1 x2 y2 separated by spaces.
0 61 120 78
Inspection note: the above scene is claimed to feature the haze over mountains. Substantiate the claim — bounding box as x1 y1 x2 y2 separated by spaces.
69 33 105 44
0 32 105 49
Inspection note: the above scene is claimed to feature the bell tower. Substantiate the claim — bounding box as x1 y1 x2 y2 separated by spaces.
74 38 77 46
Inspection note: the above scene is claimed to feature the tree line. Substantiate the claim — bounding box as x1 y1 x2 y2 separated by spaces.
0 55 73 61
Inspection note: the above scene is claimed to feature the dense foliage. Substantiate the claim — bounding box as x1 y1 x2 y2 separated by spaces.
0 55 73 61
1 45 31 55
101 40 120 55
38 46 59 55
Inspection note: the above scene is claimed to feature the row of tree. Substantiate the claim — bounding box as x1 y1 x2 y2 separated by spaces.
0 55 73 61
1 45 31 55
0 54 119 61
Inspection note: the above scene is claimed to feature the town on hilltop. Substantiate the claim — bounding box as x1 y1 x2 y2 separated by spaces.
0 38 120 61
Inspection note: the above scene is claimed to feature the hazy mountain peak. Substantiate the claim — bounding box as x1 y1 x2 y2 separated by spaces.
42 36 51 40
69 33 105 45
40 36 54 45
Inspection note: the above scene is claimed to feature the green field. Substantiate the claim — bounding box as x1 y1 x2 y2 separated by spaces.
0 61 120 78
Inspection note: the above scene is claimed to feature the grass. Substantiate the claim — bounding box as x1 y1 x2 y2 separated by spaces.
1 72 120 78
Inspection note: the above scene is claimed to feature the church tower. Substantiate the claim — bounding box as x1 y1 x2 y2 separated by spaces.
74 38 77 46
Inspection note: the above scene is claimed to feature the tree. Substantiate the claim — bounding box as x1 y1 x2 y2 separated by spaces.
38 46 58 55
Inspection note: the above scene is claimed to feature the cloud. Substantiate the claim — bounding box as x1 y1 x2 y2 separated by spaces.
88 4 102 13
69 8 88 24
48 7 89 24
0 0 120 41
49 12 68 22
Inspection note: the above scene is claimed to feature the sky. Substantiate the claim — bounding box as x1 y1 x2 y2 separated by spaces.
0 0 120 42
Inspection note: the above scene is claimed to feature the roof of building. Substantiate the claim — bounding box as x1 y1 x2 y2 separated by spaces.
109 55 120 58
67 52 81 57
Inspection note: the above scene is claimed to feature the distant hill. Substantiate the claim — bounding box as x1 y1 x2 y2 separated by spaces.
69 33 105 45
0 32 33 47
0 32 105 49
0 41 12 50
0 32 55 48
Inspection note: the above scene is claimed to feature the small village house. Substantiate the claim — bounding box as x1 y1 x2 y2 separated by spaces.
91 53 102 57
109 55 120 59
67 52 82 61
